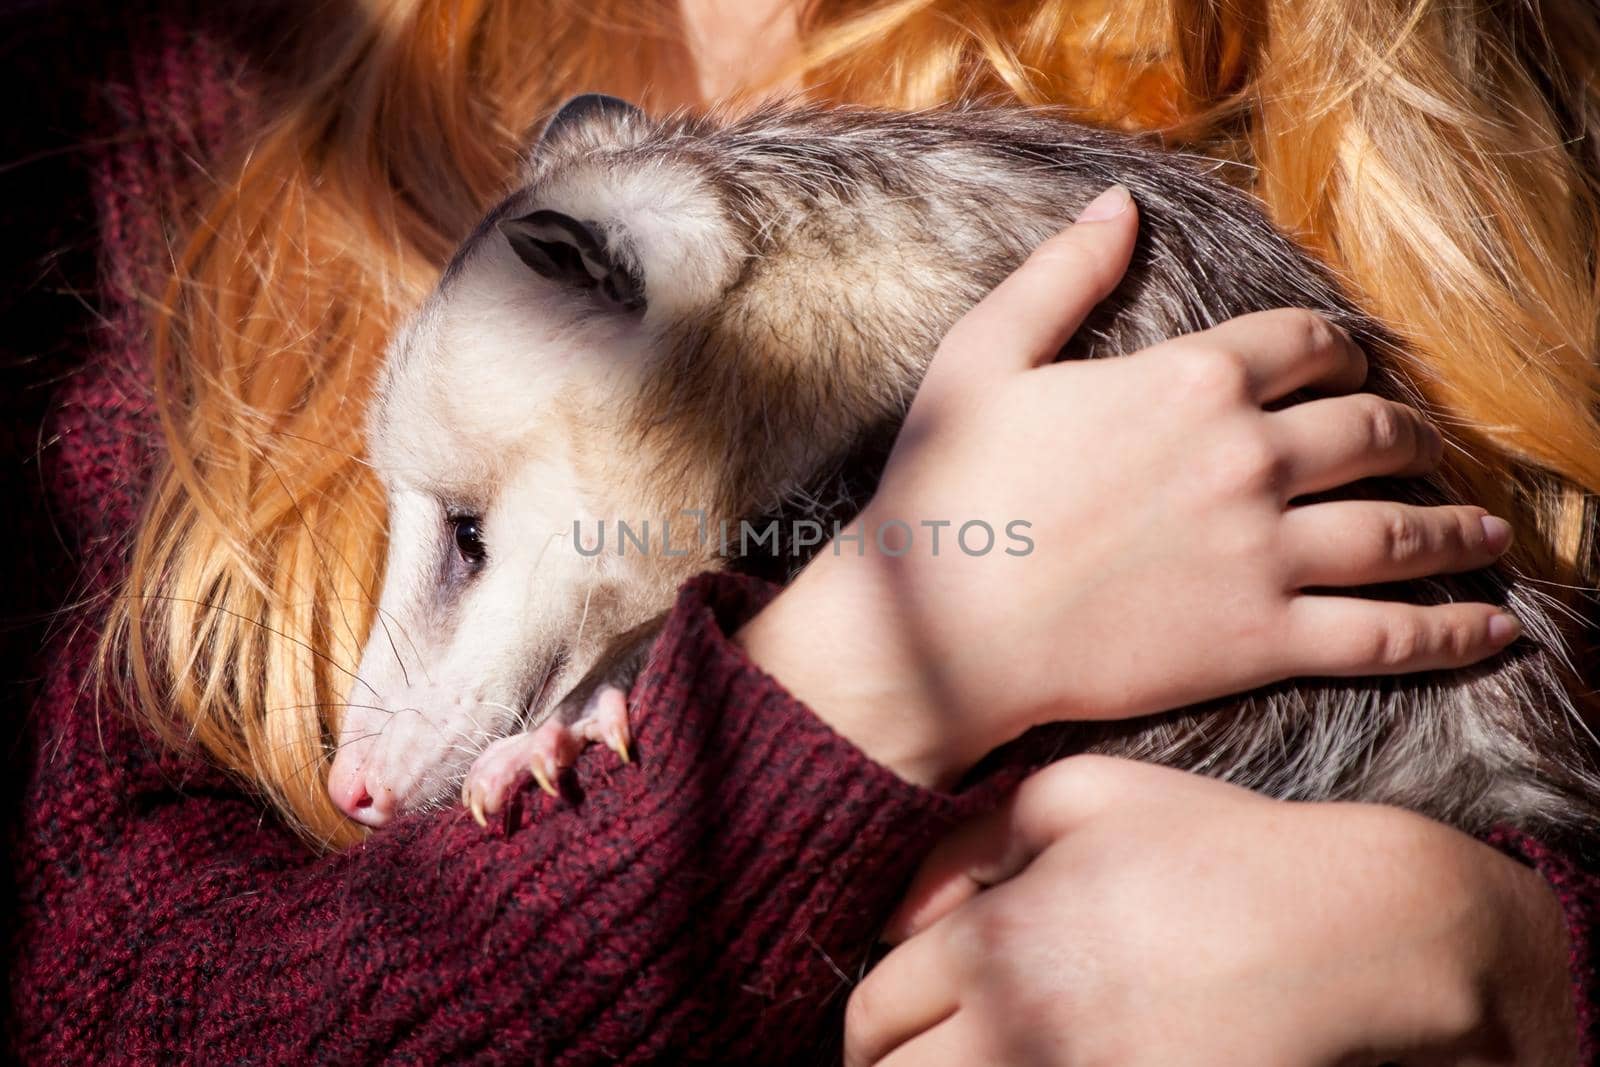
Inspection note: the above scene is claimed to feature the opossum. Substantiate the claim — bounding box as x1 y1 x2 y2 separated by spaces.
326 93 1600 839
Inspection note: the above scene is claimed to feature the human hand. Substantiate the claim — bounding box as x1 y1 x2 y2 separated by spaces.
844 757 1578 1066
737 185 1518 787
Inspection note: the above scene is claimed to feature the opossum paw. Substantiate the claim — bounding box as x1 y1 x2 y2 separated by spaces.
568 684 632 765
526 685 631 790
461 730 562 824
459 686 632 823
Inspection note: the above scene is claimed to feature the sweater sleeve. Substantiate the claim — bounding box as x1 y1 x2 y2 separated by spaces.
10 573 975 1065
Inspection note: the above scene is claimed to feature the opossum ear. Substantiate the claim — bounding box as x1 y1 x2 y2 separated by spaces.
536 94 648 150
500 210 646 312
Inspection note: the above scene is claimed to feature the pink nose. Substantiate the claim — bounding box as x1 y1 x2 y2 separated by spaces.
328 751 397 828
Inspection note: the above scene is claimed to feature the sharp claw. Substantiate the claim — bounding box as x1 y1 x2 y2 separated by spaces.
608 727 631 764
470 796 487 828
531 761 558 797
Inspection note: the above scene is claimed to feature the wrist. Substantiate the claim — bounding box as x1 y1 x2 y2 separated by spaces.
1332 804 1579 1064
734 552 986 788
1477 838 1581 1065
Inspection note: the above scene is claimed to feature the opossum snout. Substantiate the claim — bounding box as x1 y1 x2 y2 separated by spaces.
328 684 519 827
327 739 396 827
327 707 443 828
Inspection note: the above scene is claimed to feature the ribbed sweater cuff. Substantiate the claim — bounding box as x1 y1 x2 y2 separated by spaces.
631 570 986 835
632 567 987 870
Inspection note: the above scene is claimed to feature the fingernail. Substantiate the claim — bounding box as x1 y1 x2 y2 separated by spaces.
1077 184 1131 222
1488 612 1521 645
1480 515 1513 553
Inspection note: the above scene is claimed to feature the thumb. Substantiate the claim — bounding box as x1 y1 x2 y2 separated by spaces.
884 757 1129 943
882 806 1021 944
881 792 1051 943
915 183 1138 407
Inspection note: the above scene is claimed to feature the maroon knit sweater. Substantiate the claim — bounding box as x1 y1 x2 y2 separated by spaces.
5 9 1598 1065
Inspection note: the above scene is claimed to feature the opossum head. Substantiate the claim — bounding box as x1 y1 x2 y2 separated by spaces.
327 96 1132 824
325 97 913 821
327 97 723 822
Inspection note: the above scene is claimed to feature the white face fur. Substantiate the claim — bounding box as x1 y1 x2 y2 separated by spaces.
326 109 743 824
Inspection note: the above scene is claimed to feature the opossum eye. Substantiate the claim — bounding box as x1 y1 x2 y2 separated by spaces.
449 514 487 568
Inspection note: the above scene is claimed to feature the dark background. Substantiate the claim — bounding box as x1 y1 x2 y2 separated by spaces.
1 0 118 1029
